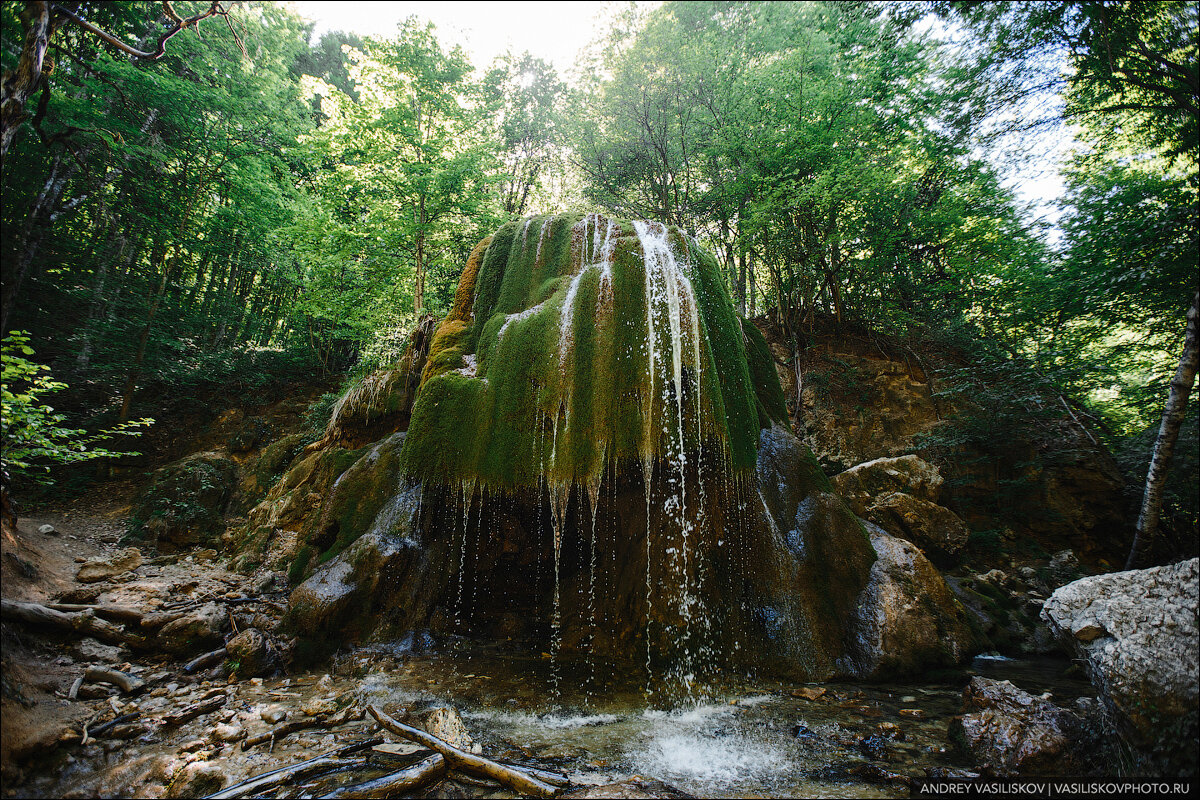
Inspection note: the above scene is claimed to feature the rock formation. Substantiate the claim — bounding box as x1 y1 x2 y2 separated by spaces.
950 677 1102 777
756 320 1130 565
1041 558 1199 775
838 522 978 678
275 214 893 686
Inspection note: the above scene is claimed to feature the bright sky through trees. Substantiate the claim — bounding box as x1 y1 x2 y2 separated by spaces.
292 1 1067 231
290 1 605 73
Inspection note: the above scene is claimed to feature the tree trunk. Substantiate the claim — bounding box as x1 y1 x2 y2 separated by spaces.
0 1 51 169
1126 289 1200 569
1 149 67 332
415 193 427 314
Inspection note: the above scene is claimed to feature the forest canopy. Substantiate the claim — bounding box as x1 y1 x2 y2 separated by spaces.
1 1 1196 543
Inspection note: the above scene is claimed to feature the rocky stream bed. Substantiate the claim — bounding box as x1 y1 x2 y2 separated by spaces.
2 511 1128 799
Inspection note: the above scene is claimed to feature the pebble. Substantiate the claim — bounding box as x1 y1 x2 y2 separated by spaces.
899 708 924 718
301 696 337 716
38 524 57 535
211 723 244 743
260 705 287 724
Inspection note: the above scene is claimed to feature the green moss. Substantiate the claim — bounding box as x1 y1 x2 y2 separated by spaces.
402 214 770 492
741 321 789 428
288 545 315 586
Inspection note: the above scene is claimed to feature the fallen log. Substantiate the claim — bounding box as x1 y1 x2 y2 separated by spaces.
205 739 381 799
367 705 560 798
163 692 226 726
1 598 148 648
498 763 572 788
183 647 227 674
324 753 447 799
46 603 144 624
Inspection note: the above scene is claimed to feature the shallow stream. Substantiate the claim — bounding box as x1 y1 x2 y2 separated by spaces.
20 644 1094 799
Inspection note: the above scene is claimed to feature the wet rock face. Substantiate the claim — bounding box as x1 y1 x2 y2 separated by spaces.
753 424 877 679
761 322 1130 564
950 677 1096 777
128 452 238 551
1041 558 1199 775
838 525 978 679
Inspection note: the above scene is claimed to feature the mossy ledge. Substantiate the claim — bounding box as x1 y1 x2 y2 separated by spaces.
402 213 780 492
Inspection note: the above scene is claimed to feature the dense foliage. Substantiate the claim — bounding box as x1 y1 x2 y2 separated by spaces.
1 1 1195 544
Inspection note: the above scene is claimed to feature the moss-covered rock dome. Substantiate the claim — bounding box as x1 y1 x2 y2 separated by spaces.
403 213 783 492
282 214 878 689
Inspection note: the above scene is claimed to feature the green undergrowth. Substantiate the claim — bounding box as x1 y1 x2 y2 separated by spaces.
402 213 783 492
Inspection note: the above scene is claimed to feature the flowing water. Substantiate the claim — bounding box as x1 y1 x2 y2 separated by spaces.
340 646 1096 798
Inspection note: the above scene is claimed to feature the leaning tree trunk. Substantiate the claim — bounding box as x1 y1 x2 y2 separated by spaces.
1126 289 1200 569
0 1 51 170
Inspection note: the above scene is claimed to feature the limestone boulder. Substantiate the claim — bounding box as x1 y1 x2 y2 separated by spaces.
1041 558 1199 775
868 492 970 558
950 677 1096 777
76 547 143 583
286 485 425 647
128 452 238 550
754 424 878 680
831 455 944 512
157 602 226 655
225 628 275 678
838 524 979 679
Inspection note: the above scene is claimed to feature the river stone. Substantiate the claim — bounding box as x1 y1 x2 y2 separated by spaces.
950 677 1092 777
70 637 126 664
157 602 226 655
412 705 480 753
867 492 971 557
166 760 225 798
831 455 944 514
1041 557 1199 775
225 628 275 678
76 547 143 583
838 524 978 679
259 705 287 724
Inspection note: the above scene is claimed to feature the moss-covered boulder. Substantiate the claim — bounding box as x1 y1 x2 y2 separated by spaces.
225 443 370 573
128 452 238 551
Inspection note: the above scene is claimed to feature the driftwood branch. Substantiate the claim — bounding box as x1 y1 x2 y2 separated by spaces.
1 598 147 648
205 739 381 799
162 690 226 726
46 603 143 624
367 705 560 798
88 711 140 738
82 665 145 694
324 753 447 799
184 647 227 673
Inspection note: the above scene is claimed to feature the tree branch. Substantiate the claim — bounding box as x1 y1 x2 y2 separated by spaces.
50 1 226 61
